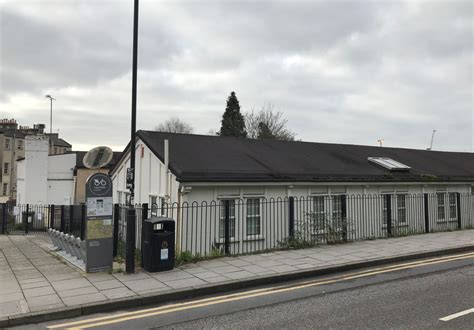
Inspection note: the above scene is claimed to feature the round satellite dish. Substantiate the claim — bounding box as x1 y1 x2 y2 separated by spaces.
83 146 113 169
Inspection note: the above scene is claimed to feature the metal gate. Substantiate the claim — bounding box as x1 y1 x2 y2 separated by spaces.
0 204 86 235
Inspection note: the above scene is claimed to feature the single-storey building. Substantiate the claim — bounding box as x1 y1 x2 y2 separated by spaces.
111 131 474 255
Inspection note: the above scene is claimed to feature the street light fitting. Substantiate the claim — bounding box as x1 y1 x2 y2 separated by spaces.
45 94 56 134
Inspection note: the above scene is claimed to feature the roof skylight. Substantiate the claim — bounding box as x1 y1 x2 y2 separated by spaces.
368 157 411 171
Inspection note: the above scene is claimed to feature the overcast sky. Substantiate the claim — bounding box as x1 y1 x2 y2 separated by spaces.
1 0 472 152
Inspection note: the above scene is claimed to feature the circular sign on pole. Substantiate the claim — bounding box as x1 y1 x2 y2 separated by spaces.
83 146 113 169
87 173 112 197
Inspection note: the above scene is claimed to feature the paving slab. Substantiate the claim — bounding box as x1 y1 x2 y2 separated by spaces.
26 294 63 309
61 292 107 306
122 279 168 292
0 230 473 328
23 286 55 298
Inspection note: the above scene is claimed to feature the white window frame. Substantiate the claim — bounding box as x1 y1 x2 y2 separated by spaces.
246 198 261 237
4 138 10 149
437 192 446 222
219 199 236 239
332 195 343 221
448 193 457 221
396 194 407 224
382 194 390 226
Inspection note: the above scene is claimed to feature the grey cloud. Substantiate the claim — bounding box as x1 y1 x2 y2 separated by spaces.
1 0 472 152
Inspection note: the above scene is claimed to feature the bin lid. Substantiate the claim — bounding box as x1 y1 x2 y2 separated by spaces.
144 216 174 224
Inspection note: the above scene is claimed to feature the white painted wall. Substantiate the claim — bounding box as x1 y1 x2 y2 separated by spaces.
16 136 75 205
111 139 180 206
47 154 76 205
17 136 49 204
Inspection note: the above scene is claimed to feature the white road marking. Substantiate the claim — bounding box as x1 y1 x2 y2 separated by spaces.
440 308 474 322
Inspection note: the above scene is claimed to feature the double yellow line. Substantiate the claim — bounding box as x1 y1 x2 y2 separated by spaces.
48 252 474 329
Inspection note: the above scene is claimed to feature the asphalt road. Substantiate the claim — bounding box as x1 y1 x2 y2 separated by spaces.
27 253 474 329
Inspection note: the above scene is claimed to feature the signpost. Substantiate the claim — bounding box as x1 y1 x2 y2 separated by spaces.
85 172 114 272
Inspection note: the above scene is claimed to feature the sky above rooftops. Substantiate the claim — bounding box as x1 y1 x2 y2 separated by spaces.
1 0 472 152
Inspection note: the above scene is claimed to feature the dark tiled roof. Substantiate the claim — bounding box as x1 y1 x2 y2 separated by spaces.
53 138 72 148
129 130 474 183
0 129 25 138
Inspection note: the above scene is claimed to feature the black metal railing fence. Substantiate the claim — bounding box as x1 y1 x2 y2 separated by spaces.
116 193 474 257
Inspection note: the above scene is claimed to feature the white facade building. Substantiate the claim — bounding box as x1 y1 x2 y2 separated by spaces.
111 131 474 255
17 136 76 205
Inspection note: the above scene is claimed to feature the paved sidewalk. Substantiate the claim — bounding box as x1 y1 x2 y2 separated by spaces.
1 230 473 324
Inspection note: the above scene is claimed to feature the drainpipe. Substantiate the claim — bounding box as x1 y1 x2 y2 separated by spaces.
164 139 170 201
176 184 184 254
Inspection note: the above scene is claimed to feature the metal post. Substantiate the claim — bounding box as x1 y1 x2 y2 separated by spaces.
386 195 392 237
456 193 462 229
288 197 295 239
341 195 347 242
69 205 74 235
1 204 7 234
424 194 430 233
141 203 148 267
113 204 120 257
224 200 230 255
50 205 55 229
128 0 139 205
60 205 65 233
126 208 136 274
25 204 29 234
80 204 86 240
50 97 53 134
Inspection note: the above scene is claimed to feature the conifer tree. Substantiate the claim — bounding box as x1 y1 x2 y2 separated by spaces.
219 91 247 138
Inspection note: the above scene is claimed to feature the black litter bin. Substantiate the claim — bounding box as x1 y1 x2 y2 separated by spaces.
143 217 175 272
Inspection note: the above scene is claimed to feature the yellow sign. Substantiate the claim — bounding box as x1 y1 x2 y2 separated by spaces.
87 219 113 239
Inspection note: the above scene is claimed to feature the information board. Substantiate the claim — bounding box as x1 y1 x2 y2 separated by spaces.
85 172 113 272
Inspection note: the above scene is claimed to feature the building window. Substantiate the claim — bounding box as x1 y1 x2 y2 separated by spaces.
219 200 235 239
150 196 166 216
124 192 131 205
437 193 446 221
4 138 10 149
382 195 389 225
150 196 158 216
3 163 9 175
246 198 261 236
313 196 326 229
54 147 58 154
2 183 7 196
449 193 457 220
17 140 23 150
397 194 406 223
332 195 343 220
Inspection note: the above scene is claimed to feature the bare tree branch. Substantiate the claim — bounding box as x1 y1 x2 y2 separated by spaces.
155 117 194 134
245 104 295 141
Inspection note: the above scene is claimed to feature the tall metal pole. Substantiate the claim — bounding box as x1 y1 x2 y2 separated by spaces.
126 0 139 274
129 0 139 205
50 97 53 134
45 95 55 134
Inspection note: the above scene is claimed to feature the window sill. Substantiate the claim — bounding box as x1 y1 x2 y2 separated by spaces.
382 223 409 229
215 238 239 244
243 235 265 242
436 220 459 224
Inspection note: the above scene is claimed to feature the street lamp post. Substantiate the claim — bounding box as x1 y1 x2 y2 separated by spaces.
126 0 139 274
45 95 56 134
